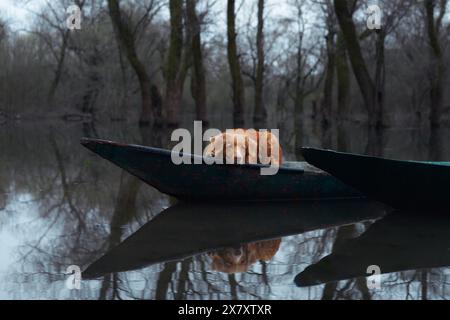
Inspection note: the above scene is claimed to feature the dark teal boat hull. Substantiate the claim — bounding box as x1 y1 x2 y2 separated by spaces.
80 138 362 201
301 147 450 211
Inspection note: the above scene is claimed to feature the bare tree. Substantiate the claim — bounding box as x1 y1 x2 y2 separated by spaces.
1 0 450 131
315 0 337 128
107 0 161 125
66 1 109 117
31 0 82 102
164 0 190 126
227 0 245 127
241 0 267 128
424 0 448 128
186 0 207 124
254 0 267 127
335 31 350 120
334 1 360 123
334 0 380 128
371 0 414 126
286 0 323 148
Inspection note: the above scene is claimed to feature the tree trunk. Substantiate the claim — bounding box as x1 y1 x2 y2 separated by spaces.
186 0 207 125
294 32 305 148
294 55 305 151
227 0 245 127
421 270 428 300
322 31 336 128
165 85 183 126
253 0 267 128
334 0 379 128
294 96 304 158
425 0 445 128
107 0 153 126
165 0 186 126
374 30 386 127
48 30 69 102
81 50 102 117
151 84 163 125
336 31 350 121
321 224 360 299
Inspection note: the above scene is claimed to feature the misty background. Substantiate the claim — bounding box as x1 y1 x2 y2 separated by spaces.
0 0 448 136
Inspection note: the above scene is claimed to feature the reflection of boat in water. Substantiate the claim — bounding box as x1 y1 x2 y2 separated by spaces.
301 147 450 211
83 200 386 279
295 212 450 287
80 138 362 201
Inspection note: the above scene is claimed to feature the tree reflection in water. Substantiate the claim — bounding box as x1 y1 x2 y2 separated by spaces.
1 122 450 299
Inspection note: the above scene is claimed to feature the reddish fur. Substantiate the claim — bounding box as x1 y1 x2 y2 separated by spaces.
205 129 283 165
208 239 282 274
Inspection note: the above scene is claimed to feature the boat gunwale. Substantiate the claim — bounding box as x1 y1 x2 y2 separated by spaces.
301 147 450 167
81 137 313 174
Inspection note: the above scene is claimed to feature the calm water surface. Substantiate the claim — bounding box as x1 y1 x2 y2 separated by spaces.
0 121 450 300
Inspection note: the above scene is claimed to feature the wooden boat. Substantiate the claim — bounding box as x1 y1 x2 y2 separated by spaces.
83 200 386 279
80 138 362 201
301 147 450 211
295 212 450 287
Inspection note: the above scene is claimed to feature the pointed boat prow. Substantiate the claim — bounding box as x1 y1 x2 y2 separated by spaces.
301 147 450 211
80 138 362 201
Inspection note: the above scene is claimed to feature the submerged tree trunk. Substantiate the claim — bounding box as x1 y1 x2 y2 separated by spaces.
334 0 380 128
186 0 207 124
374 30 386 127
81 49 103 117
336 31 350 121
294 68 302 145
421 270 428 300
424 0 446 128
151 84 163 125
322 31 336 128
107 0 153 126
294 48 305 152
155 262 177 299
227 0 245 127
253 0 267 127
165 0 188 126
48 29 70 102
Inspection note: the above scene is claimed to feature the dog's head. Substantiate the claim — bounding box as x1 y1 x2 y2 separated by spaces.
208 239 281 274
204 129 282 166
204 130 253 164
208 245 251 273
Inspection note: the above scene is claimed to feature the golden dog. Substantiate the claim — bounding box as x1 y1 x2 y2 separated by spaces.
204 129 283 165
208 239 281 274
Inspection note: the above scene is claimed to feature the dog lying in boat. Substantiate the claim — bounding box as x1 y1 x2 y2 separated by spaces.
208 239 281 274
204 129 283 166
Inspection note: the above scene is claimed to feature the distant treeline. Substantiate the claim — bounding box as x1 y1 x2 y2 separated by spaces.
0 0 448 129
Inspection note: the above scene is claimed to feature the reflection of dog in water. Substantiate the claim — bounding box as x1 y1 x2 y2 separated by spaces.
208 239 281 274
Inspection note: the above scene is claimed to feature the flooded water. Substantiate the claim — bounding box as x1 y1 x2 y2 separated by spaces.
1 121 450 300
